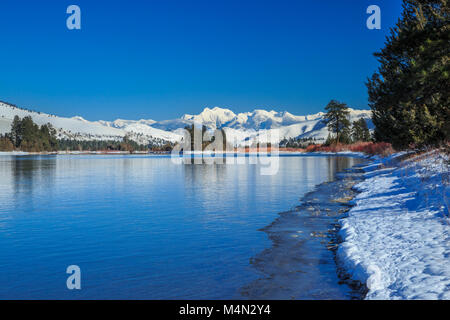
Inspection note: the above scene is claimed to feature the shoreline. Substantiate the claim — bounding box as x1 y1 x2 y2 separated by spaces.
242 156 368 299
0 150 367 158
337 151 450 300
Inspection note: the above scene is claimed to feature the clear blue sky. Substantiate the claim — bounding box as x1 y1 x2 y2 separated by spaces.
0 0 403 121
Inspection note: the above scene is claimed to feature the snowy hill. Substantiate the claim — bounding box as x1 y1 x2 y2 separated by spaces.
0 101 181 145
0 101 372 146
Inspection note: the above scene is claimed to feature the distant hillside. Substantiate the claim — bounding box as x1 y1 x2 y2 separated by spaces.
0 101 181 146
0 101 372 146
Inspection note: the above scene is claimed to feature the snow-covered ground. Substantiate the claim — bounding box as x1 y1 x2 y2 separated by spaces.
338 151 450 300
0 151 30 156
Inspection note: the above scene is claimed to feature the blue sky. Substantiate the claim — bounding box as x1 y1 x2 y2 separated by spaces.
0 0 403 121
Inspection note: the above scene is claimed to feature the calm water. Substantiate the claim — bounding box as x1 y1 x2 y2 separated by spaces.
0 154 362 299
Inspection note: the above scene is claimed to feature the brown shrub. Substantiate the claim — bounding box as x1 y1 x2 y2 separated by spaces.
305 142 394 156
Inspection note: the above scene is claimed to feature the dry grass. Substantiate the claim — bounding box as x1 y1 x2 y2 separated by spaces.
305 142 395 156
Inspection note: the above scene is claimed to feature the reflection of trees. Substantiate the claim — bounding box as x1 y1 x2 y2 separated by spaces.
183 163 228 187
13 157 57 195
326 157 356 181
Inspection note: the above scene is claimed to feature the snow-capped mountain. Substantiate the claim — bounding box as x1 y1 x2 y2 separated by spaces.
155 107 328 131
0 101 372 146
150 106 372 145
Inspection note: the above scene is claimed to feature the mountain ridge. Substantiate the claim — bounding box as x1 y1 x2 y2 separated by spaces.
0 101 372 146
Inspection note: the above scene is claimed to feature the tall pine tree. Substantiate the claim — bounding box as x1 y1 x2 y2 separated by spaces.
351 118 372 142
324 100 351 144
367 0 449 149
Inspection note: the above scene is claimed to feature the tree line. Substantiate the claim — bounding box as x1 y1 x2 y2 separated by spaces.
322 100 372 146
0 116 58 152
280 137 323 149
58 136 150 152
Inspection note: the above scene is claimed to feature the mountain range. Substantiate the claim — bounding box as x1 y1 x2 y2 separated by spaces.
0 101 372 146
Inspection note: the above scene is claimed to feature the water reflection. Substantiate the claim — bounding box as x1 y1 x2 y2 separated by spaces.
0 157 57 213
243 156 365 299
0 154 364 299
12 157 56 191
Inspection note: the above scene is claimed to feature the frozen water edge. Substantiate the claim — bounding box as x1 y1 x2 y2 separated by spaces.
242 157 368 299
337 151 450 300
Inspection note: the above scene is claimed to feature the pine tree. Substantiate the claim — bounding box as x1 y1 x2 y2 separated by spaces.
324 100 351 144
351 118 371 142
362 120 372 142
10 115 22 147
6 116 59 152
367 0 449 149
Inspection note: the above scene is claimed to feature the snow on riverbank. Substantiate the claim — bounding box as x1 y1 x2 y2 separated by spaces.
338 151 450 300
0 150 367 157
0 151 30 156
